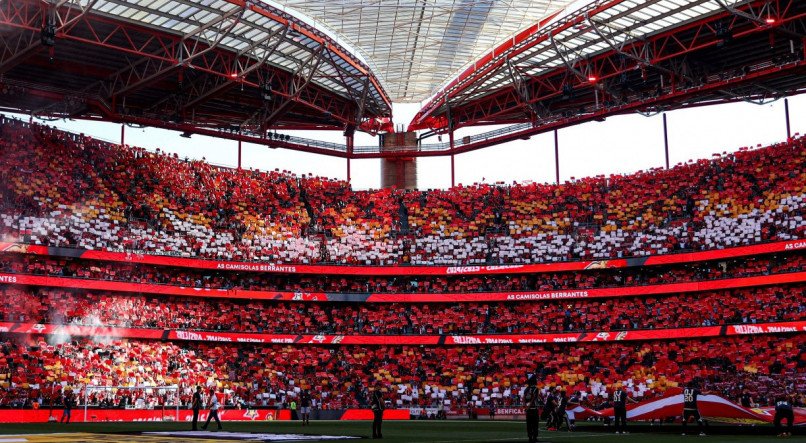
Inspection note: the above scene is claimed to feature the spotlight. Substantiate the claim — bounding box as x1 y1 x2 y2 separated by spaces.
261 81 273 100
587 75 598 82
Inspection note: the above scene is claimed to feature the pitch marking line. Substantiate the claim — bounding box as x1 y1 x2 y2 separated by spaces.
429 433 633 442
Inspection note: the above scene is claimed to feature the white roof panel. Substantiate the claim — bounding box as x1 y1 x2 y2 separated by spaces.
276 0 576 102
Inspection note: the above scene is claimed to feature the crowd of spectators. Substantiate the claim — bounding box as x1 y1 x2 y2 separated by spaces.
1 284 802 335
2 252 803 295
0 117 804 418
0 335 803 410
1 118 804 265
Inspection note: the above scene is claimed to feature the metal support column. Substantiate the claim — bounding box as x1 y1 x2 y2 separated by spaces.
446 100 456 188
554 129 560 185
346 135 353 183
120 124 125 146
784 98 791 140
449 129 455 188
450 154 455 188
663 113 670 169
237 140 242 169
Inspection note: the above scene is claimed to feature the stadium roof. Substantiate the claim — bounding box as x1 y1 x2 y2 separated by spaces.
275 0 575 102
87 0 391 108
0 0 394 134
0 0 803 154
409 0 806 134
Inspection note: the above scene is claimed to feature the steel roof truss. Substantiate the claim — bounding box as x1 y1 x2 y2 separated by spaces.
160 25 290 121
0 0 99 74
716 0 804 38
259 43 326 131
506 58 538 121
108 3 247 98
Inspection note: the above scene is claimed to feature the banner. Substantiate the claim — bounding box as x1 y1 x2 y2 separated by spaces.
167 330 441 345
0 408 289 423
339 410 410 420
600 393 806 426
0 322 163 340
2 321 803 346
1 239 802 276
0 273 235 299
364 272 806 303
1 271 804 304
0 408 408 423
726 322 806 335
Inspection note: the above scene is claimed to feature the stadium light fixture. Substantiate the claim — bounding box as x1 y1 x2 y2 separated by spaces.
587 76 598 82
765 17 776 24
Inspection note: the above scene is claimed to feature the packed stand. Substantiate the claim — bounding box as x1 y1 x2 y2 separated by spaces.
2 251 804 295
2 284 803 335
1 117 804 265
0 335 803 410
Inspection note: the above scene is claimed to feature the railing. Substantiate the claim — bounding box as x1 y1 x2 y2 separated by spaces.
15 111 533 157
352 123 537 155
284 134 348 153
248 120 539 156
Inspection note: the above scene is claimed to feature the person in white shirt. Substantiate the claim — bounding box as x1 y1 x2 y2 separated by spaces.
202 387 223 431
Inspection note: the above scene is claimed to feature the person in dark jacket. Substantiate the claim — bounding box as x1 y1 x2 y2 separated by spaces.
60 391 73 424
300 390 312 426
191 386 202 431
523 374 540 443
774 394 795 437
370 385 384 439
556 390 570 431
612 384 637 434
681 383 709 436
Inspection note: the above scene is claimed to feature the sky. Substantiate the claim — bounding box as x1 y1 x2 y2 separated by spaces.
20 93 805 191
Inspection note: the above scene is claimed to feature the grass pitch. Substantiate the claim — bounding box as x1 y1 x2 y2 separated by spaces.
0 420 801 442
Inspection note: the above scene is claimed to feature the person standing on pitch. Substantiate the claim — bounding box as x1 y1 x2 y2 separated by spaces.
59 390 73 424
300 390 312 426
774 394 794 437
191 386 202 431
524 374 540 443
681 382 708 436
543 388 559 431
740 389 755 408
202 387 223 431
612 384 637 434
556 390 571 432
566 391 581 431
370 384 384 439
